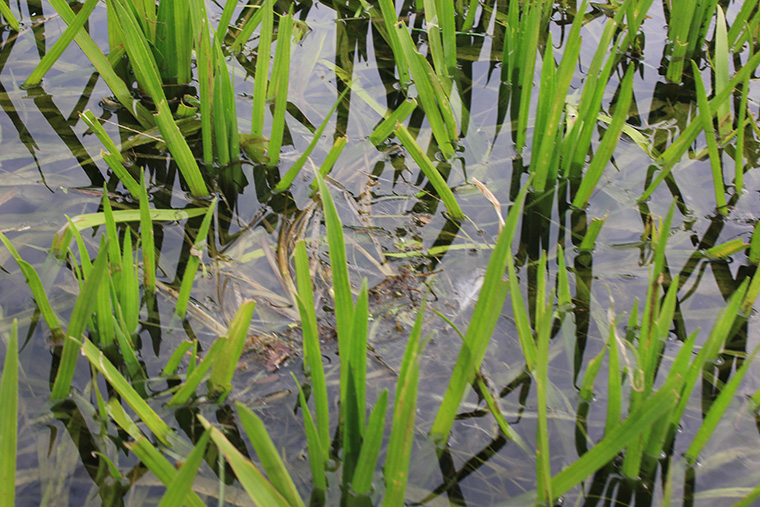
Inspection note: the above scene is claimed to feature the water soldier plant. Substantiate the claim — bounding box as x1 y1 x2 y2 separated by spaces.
2 0 760 504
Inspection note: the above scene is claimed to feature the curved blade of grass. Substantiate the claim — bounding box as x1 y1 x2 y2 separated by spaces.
273 84 352 193
382 298 427 507
127 436 207 507
352 389 389 495
208 300 256 400
45 0 153 127
53 207 207 256
430 180 529 443
24 0 99 87
572 66 634 208
237 403 305 507
176 198 217 318
684 345 758 464
51 239 109 400
395 124 464 219
293 375 327 490
156 430 211 507
394 22 455 158
549 373 681 500
0 319 18 506
198 415 290 507
79 336 175 445
0 233 64 343
639 50 760 202
691 60 727 214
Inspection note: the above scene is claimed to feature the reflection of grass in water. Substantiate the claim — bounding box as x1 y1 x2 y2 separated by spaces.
2 0 760 504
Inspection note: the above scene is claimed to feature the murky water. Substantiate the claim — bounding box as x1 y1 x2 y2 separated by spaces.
1 0 760 505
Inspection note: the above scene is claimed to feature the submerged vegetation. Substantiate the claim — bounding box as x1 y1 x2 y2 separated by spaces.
1 0 760 504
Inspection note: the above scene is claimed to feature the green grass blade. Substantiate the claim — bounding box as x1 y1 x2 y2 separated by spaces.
46 0 153 127
639 50 760 201
476 378 531 454
251 0 274 137
713 6 731 140
162 340 194 377
176 198 217 318
197 19 214 165
51 239 109 400
293 376 327 490
119 232 140 336
24 0 99 87
382 299 428 507
53 207 207 256
0 319 18 506
343 281 369 486
216 0 237 39
368 98 417 145
605 318 622 437
691 60 727 214
230 2 265 52
507 252 537 369
153 100 209 197
395 124 464 219
294 242 330 456
156 430 211 507
314 172 353 353
376 0 409 83
352 389 389 495
273 85 352 193
0 0 19 31
267 10 293 166
198 415 290 507
572 66 634 208
429 181 529 443
684 345 758 464
237 403 305 507
139 174 156 294
735 72 750 193
79 337 175 445
549 374 681 500
127 437 207 507
102 151 141 198
515 0 543 151
167 338 226 406
208 300 256 399
0 233 65 343
394 22 455 158
309 136 347 191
